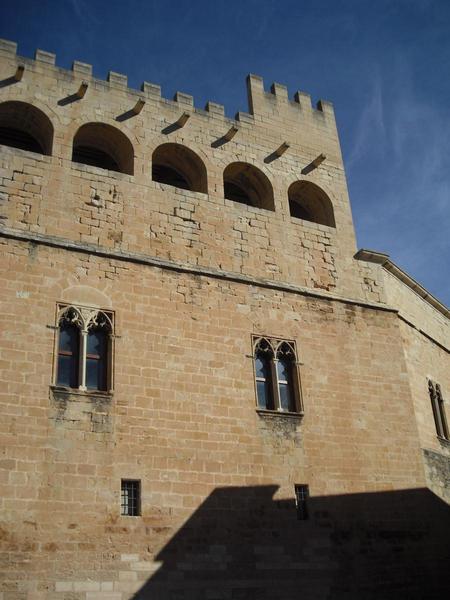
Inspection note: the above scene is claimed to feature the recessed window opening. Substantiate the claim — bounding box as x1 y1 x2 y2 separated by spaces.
253 336 302 413
289 199 312 221
0 101 53 155
0 127 44 154
288 181 335 227
295 484 309 520
72 122 134 175
86 325 108 391
72 146 119 172
223 181 252 206
55 304 113 393
428 380 449 441
223 162 274 211
152 143 207 193
152 164 190 190
57 321 80 389
255 339 275 411
121 480 141 516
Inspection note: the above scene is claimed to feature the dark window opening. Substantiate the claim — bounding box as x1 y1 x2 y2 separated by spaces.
224 181 252 206
121 480 141 516
277 357 295 412
288 181 335 227
72 145 120 172
152 163 191 190
151 143 207 193
71 123 134 175
86 328 108 391
0 101 53 156
255 350 274 410
289 198 313 221
0 127 44 154
56 323 80 388
295 484 309 520
223 162 274 211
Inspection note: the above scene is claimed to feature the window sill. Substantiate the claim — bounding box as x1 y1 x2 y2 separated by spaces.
71 160 132 180
50 385 113 399
256 408 304 419
437 435 450 447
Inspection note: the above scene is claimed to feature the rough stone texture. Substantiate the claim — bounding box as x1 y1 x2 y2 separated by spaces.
0 40 449 599
423 448 450 504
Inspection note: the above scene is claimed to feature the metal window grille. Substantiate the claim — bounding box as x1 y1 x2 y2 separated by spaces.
121 480 140 516
295 484 309 520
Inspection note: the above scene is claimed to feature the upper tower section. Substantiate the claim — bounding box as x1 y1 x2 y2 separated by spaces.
0 39 361 300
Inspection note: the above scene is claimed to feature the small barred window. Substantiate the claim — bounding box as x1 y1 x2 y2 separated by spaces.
295 484 309 520
252 336 303 414
121 480 141 516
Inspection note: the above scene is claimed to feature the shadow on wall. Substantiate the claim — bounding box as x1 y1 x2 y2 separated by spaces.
132 485 450 600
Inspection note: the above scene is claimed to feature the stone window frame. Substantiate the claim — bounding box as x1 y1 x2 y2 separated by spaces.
428 379 449 442
252 335 304 416
52 302 115 394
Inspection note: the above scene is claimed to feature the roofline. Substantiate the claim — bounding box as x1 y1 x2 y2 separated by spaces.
355 249 449 319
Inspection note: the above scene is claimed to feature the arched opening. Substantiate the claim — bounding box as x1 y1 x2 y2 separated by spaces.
288 181 335 227
0 101 53 155
152 143 207 193
72 123 134 175
223 162 274 211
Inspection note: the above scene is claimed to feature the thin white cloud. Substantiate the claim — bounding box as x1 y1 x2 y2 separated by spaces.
349 53 450 303
347 68 386 168
68 0 101 26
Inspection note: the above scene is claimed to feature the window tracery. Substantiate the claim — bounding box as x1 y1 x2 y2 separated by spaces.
55 304 114 392
253 336 303 414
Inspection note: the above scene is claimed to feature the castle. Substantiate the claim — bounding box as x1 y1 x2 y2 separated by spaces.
0 38 449 599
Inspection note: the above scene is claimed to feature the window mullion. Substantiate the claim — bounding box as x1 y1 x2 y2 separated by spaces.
79 329 88 391
293 363 303 413
435 397 444 438
108 332 114 393
272 358 280 411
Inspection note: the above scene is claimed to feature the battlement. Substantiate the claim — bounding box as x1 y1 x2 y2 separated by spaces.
0 38 336 132
0 37 361 302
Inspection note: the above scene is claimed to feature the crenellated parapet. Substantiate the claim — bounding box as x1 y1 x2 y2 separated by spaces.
0 39 337 141
0 37 362 301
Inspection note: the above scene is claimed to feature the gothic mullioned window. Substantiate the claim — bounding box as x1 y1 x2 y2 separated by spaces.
428 379 449 441
253 336 303 414
54 304 114 392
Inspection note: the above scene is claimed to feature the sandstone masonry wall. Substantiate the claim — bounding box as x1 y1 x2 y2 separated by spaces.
0 39 449 600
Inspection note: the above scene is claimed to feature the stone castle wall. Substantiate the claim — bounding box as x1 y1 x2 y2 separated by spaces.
0 39 449 599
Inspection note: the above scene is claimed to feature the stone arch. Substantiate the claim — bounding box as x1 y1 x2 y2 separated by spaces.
0 100 54 155
223 162 274 211
72 122 134 175
152 143 208 193
60 285 113 309
288 181 336 227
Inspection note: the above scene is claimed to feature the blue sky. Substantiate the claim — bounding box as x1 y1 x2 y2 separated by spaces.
1 0 449 305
